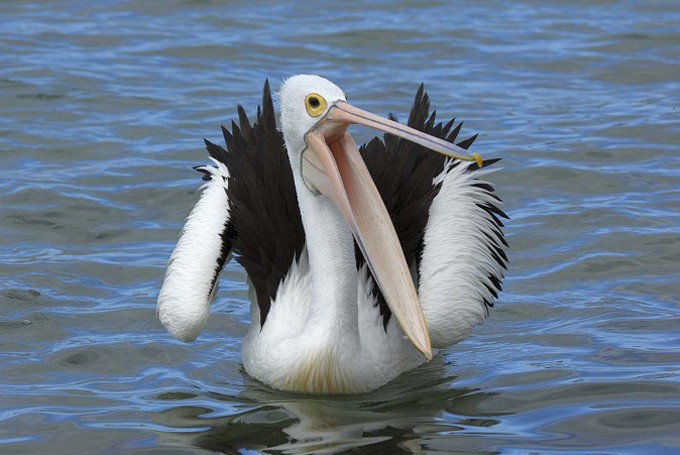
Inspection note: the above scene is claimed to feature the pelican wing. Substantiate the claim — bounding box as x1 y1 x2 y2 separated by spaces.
359 85 507 345
418 157 507 348
157 157 233 342
221 81 305 327
158 80 305 341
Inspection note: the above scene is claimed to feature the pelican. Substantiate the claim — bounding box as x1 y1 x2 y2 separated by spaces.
158 75 507 394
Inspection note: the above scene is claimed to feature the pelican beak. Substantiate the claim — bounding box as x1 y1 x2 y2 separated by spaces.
300 101 481 360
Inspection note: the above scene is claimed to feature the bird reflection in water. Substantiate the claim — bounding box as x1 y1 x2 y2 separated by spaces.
154 357 502 454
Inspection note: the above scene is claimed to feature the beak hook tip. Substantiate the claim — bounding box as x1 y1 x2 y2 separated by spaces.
472 153 483 168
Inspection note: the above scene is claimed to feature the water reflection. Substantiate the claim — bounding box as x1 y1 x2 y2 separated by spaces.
154 357 502 454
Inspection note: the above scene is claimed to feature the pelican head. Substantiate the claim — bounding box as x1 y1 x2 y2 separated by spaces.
276 75 482 360
279 74 347 155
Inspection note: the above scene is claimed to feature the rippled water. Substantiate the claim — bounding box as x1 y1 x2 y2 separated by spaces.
2 1 680 453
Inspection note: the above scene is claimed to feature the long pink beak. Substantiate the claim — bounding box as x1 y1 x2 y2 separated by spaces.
300 101 482 359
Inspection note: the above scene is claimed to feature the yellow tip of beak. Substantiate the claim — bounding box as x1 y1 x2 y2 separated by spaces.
472 153 483 168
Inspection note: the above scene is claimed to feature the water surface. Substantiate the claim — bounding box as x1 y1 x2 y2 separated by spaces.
2 0 680 453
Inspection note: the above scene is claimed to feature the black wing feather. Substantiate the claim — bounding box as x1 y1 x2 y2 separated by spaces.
205 80 304 326
358 84 507 326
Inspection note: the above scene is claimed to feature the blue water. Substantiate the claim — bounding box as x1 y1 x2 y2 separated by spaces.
2 1 680 453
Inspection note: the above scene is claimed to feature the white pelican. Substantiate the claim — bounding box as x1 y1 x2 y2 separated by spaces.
158 75 507 394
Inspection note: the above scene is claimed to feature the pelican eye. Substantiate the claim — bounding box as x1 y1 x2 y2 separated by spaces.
305 93 327 118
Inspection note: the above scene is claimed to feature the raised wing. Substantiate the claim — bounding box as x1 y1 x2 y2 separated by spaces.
419 157 507 348
359 85 507 343
157 158 233 342
220 81 305 327
158 80 305 342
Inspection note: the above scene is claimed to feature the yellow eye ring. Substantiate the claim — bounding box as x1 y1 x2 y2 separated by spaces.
305 93 327 118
